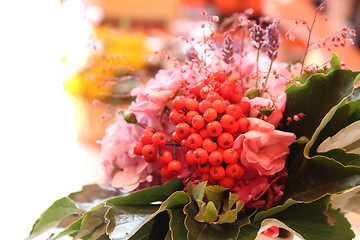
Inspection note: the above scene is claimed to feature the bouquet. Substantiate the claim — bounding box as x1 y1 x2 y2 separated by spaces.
28 6 360 240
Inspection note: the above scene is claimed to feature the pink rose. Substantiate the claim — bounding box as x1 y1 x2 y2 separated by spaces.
233 118 296 176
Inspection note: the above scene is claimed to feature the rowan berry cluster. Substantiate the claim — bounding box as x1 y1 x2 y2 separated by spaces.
134 70 254 188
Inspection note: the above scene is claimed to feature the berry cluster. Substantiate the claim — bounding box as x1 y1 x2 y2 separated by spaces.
134 70 253 188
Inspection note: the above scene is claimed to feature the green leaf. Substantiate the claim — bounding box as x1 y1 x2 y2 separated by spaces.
329 53 342 71
227 192 240 211
217 201 243 224
27 197 83 239
184 201 250 240
305 98 360 157
202 201 218 223
239 195 355 240
205 185 228 209
282 69 359 141
75 207 109 239
285 154 360 202
187 181 207 201
106 190 190 240
168 209 187 240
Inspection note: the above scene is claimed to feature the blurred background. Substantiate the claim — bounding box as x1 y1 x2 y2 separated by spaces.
0 0 359 239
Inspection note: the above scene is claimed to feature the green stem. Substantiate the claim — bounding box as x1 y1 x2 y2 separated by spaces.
263 59 274 94
255 47 260 88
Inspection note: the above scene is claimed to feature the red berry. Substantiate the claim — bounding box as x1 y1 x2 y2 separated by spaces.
230 88 242 103
208 151 223 165
171 131 182 144
168 161 182 174
202 138 218 153
218 176 235 188
186 133 203 149
193 148 208 164
142 144 157 160
133 142 144 155
212 70 227 83
144 126 155 133
212 100 226 113
208 79 221 91
204 108 218 122
172 96 186 110
206 92 223 103
152 132 167 147
198 163 211 174
220 83 234 99
200 85 213 99
199 128 210 139
223 148 239 164
175 123 191 138
161 166 174 179
192 115 205 129
217 132 234 148
140 131 153 145
238 117 249 133
186 111 199 124
226 105 243 119
201 174 210 181
169 109 180 125
210 165 226 180
199 100 212 113
157 150 173 167
226 163 245 179
206 121 223 137
191 82 206 97
186 150 196 166
239 101 251 115
227 120 239 133
220 114 235 129
186 98 199 111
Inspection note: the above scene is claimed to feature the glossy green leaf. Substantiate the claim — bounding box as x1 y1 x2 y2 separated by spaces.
205 185 228 209
75 207 109 239
184 201 250 240
285 154 360 202
305 98 360 157
332 186 360 215
27 197 83 239
282 68 359 141
106 179 183 206
168 209 187 240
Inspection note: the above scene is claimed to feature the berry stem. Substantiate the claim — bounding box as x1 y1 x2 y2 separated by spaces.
263 59 274 93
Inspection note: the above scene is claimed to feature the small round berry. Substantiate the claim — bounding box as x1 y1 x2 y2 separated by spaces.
142 144 157 160
172 96 186 110
169 109 180 125
238 117 249 132
175 123 191 138
202 138 218 153
193 148 208 164
186 133 203 149
191 82 206 97
200 85 213 100
220 83 234 99
212 100 226 113
198 163 211 174
230 88 242 104
186 98 199 111
186 150 196 166
161 166 174 179
206 121 223 137
226 105 243 119
133 142 144 155
208 151 223 165
158 150 173 167
203 108 218 122
227 120 239 133
226 163 245 179
140 131 153 145
186 111 199 124
223 148 239 164
168 161 183 174
239 101 251 115
218 176 235 188
171 131 182 144
210 165 226 180
199 100 213 113
199 128 210 139
217 132 234 149
152 132 167 147
212 70 227 83
220 114 235 129
206 92 223 103
192 115 205 129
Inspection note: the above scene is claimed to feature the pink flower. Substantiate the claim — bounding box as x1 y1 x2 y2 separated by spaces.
233 118 296 176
